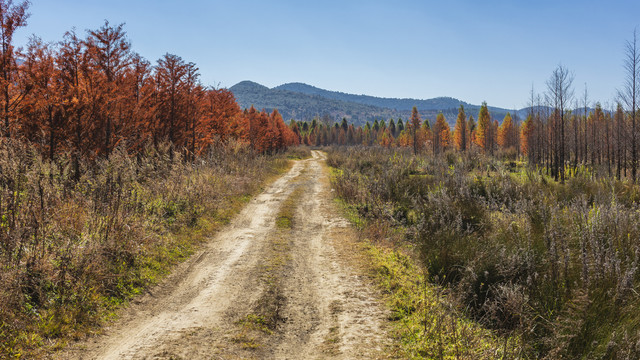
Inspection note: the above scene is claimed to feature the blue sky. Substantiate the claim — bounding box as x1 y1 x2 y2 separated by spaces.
13 0 640 109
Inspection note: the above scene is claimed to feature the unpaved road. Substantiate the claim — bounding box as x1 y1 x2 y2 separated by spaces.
59 151 393 359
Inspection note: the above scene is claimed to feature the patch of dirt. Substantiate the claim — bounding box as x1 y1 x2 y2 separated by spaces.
57 151 394 359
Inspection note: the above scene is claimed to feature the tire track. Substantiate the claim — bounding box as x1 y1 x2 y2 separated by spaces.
59 151 392 360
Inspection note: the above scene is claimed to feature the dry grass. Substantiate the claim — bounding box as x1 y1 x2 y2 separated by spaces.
0 138 295 358
327 145 640 359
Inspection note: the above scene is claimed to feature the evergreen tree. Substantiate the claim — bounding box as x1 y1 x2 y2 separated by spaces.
468 115 476 149
389 118 396 137
410 106 421 155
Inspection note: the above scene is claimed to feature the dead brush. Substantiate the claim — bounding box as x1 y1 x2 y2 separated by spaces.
0 138 297 358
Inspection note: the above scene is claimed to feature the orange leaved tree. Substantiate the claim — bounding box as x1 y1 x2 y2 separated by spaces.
453 105 467 151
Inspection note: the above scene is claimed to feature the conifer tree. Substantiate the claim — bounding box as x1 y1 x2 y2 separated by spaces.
453 104 467 151
468 115 476 149
498 112 518 150
433 113 448 154
521 114 534 157
155 53 187 148
410 106 421 155
388 118 396 137
340 117 348 132
475 102 491 152
86 20 131 156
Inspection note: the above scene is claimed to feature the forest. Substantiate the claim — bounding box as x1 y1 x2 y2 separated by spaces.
0 17 299 161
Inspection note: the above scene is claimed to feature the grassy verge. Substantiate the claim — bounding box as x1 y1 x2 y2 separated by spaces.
0 139 305 358
365 239 520 359
284 146 313 160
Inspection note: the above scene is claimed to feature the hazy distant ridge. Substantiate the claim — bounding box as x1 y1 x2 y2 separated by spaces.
274 83 472 111
230 81 400 125
230 81 522 126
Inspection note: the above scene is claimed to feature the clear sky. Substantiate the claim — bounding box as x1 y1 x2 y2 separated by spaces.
13 0 640 109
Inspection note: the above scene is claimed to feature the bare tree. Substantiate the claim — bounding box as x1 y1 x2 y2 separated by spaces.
604 101 612 177
546 65 574 183
615 103 624 180
582 85 589 167
572 99 580 169
618 29 640 183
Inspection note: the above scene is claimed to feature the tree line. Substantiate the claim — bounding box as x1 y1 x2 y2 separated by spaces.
521 34 639 184
292 103 518 157
1 0 299 172
297 30 640 184
5 0 639 184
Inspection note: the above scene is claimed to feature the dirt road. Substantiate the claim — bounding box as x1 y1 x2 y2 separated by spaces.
60 151 392 359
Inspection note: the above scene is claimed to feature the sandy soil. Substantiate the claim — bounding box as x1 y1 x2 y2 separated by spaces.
58 150 393 360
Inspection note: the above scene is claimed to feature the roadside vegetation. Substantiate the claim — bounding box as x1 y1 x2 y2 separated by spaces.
328 146 640 359
0 139 308 358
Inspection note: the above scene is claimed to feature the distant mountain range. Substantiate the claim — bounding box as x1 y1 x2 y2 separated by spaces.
229 81 525 126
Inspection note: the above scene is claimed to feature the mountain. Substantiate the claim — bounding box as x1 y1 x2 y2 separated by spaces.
230 81 400 126
230 81 523 126
519 106 606 116
274 82 473 112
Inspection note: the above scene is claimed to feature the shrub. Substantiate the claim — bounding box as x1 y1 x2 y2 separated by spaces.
326 145 640 359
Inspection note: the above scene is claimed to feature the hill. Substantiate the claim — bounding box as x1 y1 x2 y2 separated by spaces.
230 81 523 126
274 82 471 111
230 81 400 126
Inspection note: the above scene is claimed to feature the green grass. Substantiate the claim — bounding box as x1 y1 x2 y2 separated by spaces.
366 244 519 359
276 186 304 229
